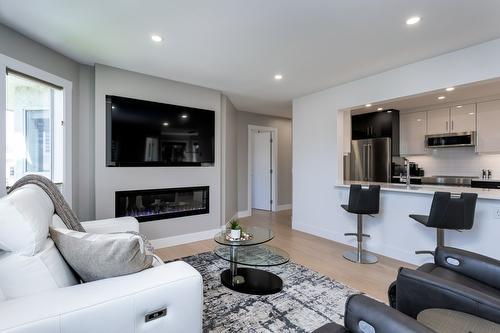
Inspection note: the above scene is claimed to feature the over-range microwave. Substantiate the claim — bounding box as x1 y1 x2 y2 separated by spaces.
425 131 476 148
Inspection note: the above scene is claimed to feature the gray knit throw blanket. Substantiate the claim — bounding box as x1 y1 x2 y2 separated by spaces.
7 175 85 232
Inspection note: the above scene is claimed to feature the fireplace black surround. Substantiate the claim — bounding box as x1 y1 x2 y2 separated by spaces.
115 186 209 222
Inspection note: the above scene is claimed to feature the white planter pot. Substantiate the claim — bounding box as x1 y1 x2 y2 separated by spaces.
230 229 241 239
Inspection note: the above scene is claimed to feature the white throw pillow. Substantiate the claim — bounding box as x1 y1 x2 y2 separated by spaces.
0 238 78 300
50 227 154 282
0 184 54 256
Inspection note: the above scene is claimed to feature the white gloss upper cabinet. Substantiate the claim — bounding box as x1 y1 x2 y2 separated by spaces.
450 104 476 133
477 100 500 153
400 111 427 155
426 108 450 135
427 105 476 135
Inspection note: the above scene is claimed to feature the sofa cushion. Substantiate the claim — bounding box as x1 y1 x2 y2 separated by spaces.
0 238 78 300
49 227 154 282
0 184 54 256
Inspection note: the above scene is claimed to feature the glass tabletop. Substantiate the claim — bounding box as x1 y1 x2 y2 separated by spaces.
214 244 289 267
214 226 274 246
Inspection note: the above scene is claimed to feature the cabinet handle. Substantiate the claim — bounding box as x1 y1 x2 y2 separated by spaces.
446 121 448 132
451 121 454 131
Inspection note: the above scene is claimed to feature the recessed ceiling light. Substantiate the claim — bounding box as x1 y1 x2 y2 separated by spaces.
377 107 383 111
181 114 188 119
274 74 283 80
469 112 475 115
163 122 169 126
151 34 163 42
406 16 421 25
417 118 422 122
386 110 392 113
438 96 446 100
445 87 455 92
365 103 372 107
456 105 463 108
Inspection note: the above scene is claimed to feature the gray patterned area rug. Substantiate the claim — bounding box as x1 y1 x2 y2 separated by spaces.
180 251 358 333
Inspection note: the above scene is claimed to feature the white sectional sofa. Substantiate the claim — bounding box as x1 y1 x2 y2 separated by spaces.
0 184 203 333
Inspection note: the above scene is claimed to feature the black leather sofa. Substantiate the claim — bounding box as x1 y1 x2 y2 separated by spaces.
312 294 435 333
389 246 500 324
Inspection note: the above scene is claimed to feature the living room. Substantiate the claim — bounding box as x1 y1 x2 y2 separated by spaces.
1 2 500 333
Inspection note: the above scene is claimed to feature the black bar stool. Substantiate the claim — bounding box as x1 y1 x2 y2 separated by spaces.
341 184 380 264
410 192 477 256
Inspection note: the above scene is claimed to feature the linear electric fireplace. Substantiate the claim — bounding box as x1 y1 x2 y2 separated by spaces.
115 186 209 222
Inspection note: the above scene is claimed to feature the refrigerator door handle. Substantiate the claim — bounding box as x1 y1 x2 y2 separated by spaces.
363 144 368 181
367 144 372 180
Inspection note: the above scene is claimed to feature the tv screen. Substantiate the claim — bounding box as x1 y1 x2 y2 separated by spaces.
106 95 215 167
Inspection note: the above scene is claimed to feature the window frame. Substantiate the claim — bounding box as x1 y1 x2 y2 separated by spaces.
0 54 73 205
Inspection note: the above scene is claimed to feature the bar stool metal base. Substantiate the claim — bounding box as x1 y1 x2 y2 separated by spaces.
415 228 444 256
343 213 378 264
343 250 378 264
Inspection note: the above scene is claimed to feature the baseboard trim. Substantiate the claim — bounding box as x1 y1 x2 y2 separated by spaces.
237 210 251 218
151 228 221 249
277 204 292 211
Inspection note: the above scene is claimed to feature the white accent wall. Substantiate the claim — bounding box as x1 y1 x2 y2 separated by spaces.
94 64 222 240
293 38 500 266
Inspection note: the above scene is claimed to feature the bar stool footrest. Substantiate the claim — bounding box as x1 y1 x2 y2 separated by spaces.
344 233 371 238
415 250 435 256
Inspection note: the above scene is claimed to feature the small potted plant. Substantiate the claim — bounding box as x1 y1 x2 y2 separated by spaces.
229 219 242 239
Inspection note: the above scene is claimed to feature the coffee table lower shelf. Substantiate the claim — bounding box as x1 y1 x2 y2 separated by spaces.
220 267 283 295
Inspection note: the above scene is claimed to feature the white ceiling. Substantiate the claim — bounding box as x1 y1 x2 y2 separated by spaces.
2 1 500 118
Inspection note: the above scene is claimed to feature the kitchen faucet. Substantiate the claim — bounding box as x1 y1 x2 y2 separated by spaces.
402 157 411 187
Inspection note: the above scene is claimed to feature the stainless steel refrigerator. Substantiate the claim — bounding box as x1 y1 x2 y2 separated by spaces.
349 138 391 182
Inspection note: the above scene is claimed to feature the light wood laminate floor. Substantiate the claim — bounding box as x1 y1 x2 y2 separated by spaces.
156 209 415 301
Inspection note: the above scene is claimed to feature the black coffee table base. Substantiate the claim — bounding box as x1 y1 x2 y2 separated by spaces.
220 267 283 295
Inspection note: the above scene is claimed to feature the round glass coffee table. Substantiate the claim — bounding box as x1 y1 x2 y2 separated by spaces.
214 226 289 295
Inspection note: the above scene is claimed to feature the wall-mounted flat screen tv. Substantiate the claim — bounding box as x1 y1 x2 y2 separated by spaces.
106 95 215 167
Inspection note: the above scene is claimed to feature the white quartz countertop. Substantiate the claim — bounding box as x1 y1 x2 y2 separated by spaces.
336 181 500 200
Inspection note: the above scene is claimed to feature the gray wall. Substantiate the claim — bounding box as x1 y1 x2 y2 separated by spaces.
0 23 291 229
94 64 222 240
222 96 238 222
236 111 292 212
0 23 92 219
77 65 95 220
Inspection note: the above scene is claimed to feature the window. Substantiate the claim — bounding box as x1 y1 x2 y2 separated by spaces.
5 70 64 187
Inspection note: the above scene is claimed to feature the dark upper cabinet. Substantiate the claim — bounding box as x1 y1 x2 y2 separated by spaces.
351 110 400 156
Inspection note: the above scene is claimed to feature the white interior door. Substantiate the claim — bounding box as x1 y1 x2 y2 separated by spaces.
252 130 272 210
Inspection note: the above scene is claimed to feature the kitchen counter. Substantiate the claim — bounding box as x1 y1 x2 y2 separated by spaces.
337 181 500 200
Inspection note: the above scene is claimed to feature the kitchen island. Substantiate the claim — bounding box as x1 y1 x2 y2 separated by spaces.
292 180 500 266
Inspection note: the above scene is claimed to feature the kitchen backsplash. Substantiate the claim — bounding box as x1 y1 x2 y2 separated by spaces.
409 147 500 179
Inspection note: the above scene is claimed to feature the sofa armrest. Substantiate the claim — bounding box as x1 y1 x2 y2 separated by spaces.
0 261 203 333
81 216 139 234
343 294 435 333
395 268 500 324
434 246 500 290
